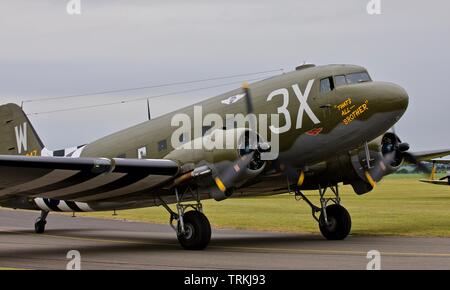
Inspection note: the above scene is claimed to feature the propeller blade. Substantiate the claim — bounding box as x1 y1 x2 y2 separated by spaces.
242 82 254 114
214 152 255 193
241 83 258 152
398 142 410 152
147 98 151 120
403 152 431 174
368 151 396 182
391 126 397 138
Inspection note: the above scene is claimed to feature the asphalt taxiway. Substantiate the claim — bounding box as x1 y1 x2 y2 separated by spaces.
0 209 449 270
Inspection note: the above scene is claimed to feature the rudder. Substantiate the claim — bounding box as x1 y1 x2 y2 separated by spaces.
0 103 44 156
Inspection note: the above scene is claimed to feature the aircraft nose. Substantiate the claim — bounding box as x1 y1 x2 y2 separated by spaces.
375 82 409 112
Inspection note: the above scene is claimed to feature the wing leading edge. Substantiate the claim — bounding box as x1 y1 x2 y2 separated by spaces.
0 155 179 175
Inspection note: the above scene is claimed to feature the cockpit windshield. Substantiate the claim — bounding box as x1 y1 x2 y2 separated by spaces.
335 72 372 87
320 71 372 93
346 72 371 84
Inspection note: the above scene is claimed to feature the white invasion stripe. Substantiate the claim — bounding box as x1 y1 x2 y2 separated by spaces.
40 146 86 158
57 201 73 212
0 170 78 197
34 198 52 211
75 202 93 212
64 147 78 156
40 148 54 157
71 146 86 158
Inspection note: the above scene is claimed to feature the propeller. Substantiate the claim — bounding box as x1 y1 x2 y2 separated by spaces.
366 127 431 185
391 127 431 174
213 82 269 194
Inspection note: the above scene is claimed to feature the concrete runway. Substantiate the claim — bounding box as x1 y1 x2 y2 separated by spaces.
0 209 449 270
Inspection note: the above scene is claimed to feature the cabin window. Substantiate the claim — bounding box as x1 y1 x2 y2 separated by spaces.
345 72 371 84
320 77 334 93
53 149 65 157
178 132 190 145
335 75 347 87
202 125 212 136
158 139 167 151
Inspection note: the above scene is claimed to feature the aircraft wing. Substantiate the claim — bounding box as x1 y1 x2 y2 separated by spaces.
425 159 450 164
409 149 450 162
0 155 180 202
419 179 449 186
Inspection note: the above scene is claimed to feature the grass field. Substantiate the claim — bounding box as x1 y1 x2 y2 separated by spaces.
74 174 450 237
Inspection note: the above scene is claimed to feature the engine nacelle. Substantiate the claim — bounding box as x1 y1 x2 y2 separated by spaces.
299 132 405 195
348 132 406 194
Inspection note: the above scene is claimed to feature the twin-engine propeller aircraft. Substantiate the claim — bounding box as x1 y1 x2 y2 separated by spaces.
1 64 449 250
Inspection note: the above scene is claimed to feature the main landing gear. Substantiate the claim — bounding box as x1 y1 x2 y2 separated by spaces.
295 184 352 240
35 210 48 234
159 188 211 250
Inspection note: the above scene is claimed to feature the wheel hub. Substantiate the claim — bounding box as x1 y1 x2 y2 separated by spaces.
183 223 195 240
325 217 337 231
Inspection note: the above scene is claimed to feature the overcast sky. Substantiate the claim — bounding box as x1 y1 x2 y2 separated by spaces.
0 0 449 151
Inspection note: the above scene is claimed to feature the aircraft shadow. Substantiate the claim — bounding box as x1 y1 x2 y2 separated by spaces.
0 228 331 259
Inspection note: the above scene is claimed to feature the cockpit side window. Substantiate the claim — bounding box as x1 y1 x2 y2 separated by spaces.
335 75 347 87
320 77 334 93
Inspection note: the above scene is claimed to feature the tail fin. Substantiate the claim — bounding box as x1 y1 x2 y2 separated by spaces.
0 103 44 156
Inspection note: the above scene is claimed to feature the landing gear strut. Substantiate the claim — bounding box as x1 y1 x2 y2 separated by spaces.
159 187 211 250
35 210 48 234
295 184 351 240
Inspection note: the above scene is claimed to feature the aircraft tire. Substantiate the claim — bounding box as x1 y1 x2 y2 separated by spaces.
34 218 46 234
177 211 211 250
319 204 351 240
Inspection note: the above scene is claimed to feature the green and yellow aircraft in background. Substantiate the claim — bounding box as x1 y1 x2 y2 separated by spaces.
419 159 450 185
1 64 449 250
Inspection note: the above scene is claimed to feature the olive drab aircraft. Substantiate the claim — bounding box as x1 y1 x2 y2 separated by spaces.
1 64 450 250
